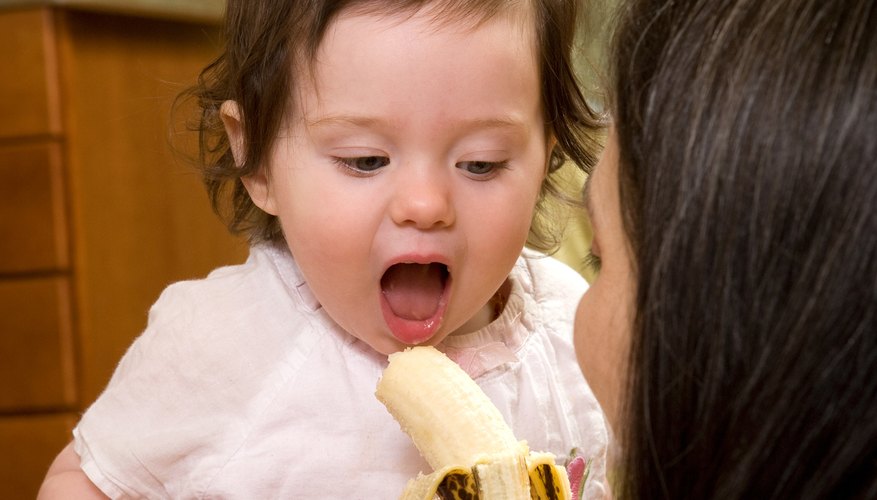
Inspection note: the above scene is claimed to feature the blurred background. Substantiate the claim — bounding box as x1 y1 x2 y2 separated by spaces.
0 0 611 497
0 2 243 497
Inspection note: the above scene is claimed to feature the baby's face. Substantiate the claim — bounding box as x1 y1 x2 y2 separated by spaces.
252 6 549 354
574 130 635 431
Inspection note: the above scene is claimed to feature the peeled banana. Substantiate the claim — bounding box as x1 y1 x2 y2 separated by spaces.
376 346 571 500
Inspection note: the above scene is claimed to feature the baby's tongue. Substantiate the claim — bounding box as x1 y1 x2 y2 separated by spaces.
381 263 446 320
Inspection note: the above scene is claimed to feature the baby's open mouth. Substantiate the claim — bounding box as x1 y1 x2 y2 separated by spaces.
380 263 449 321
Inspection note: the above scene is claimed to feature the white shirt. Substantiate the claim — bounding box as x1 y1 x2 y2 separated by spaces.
74 244 609 499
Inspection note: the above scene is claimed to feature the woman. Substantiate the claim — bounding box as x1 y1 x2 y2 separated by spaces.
575 0 877 497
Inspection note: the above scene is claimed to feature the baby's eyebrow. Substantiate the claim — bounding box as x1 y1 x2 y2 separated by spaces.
307 114 530 136
457 116 530 132
307 115 385 129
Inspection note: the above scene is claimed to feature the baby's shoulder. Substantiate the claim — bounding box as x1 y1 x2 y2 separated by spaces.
150 244 300 327
87 243 335 427
132 244 322 372
517 248 588 304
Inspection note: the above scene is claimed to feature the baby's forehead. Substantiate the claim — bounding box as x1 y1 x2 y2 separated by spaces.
291 0 540 84
339 0 525 25
311 0 536 48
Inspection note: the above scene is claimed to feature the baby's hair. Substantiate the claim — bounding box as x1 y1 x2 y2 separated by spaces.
610 0 877 498
181 0 602 251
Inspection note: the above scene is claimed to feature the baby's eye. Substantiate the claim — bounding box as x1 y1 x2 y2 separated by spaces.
333 156 390 173
456 160 508 177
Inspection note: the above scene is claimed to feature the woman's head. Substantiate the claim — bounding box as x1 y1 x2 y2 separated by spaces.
189 0 601 249
576 0 877 497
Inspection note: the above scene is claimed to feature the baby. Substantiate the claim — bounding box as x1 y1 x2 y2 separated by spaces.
39 0 609 497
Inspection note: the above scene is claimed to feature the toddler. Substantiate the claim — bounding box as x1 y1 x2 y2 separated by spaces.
39 0 609 497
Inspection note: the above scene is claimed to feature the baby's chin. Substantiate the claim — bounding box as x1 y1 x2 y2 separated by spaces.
351 328 451 357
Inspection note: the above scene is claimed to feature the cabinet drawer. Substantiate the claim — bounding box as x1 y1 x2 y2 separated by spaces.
0 277 75 410
0 413 76 500
0 142 68 273
0 8 61 138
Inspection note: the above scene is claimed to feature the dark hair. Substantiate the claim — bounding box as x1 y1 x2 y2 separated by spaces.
610 0 877 498
182 0 602 249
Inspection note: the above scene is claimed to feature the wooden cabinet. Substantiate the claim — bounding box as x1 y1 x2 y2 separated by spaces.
0 277 75 411
0 6 246 498
0 143 68 274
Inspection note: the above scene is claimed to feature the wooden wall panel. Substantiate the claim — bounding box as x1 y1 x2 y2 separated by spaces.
0 143 68 273
0 277 75 410
0 7 246 496
0 8 61 138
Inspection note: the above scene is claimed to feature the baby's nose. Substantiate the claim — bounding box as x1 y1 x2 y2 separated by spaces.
389 166 455 229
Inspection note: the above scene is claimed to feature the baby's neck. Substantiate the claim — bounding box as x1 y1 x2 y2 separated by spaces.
452 280 511 336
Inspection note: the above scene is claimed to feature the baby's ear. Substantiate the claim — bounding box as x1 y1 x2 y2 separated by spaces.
220 100 277 215
220 100 246 166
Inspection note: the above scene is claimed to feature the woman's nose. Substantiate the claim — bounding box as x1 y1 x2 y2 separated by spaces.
389 166 455 229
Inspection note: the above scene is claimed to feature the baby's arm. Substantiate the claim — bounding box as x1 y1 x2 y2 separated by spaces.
37 441 108 499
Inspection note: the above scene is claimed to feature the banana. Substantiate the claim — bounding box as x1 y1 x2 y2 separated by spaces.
376 346 571 500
